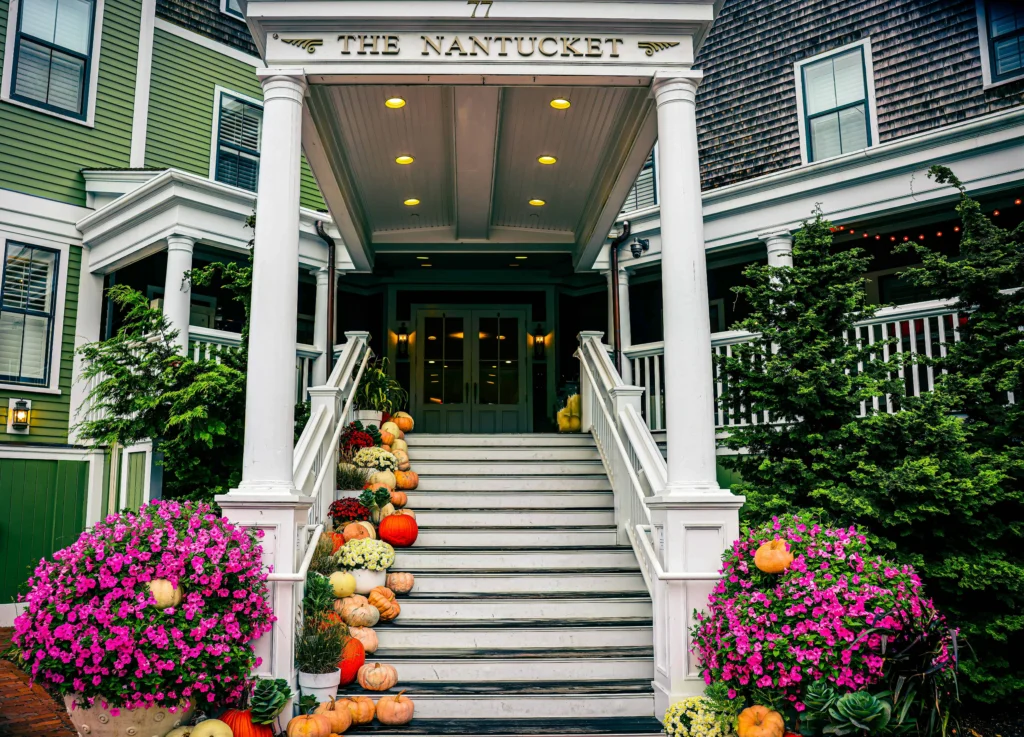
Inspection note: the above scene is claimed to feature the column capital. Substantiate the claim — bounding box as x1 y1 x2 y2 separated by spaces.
166 234 195 254
313 266 331 286
758 229 793 245
257 68 307 103
759 230 795 267
652 72 702 107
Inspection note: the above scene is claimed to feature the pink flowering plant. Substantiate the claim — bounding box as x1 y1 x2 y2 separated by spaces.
692 513 957 732
11 500 275 711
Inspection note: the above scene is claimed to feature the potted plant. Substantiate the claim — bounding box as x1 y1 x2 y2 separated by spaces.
338 538 396 594
354 358 409 424
11 501 274 737
295 622 345 706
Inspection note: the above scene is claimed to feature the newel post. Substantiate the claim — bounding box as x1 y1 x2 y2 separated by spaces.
577 331 605 433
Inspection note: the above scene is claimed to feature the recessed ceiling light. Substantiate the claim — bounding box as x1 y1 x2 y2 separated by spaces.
538 155 557 165
395 155 415 165
509 263 520 267
416 256 429 260
420 263 432 267
404 198 420 206
515 256 528 260
529 199 546 207
385 97 406 109
550 98 571 110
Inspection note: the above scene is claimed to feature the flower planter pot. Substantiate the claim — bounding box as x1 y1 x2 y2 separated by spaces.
299 669 341 706
353 410 384 425
349 568 387 594
64 695 194 737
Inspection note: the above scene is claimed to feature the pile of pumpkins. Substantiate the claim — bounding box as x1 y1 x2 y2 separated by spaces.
287 691 414 734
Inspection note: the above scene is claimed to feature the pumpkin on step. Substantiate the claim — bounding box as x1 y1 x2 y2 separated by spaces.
754 539 793 574
368 586 401 621
220 710 274 737
379 430 395 447
378 513 418 548
376 690 415 725
349 625 378 654
390 439 408 455
381 421 401 437
393 450 411 471
339 635 366 686
286 714 332 737
357 662 399 691
395 470 419 490
343 696 376 725
368 470 396 490
329 571 357 598
386 572 415 594
370 502 396 524
738 706 785 737
393 412 414 433
394 508 416 520
314 697 353 734
343 521 375 542
389 490 408 508
336 594 380 627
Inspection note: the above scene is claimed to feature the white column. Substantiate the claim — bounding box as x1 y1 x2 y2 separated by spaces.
761 230 794 268
649 72 744 712
605 269 615 341
163 235 194 355
312 267 330 386
68 260 105 444
236 70 307 494
617 266 633 384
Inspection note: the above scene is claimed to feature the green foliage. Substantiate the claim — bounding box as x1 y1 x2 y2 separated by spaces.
295 621 344 675
250 678 293 725
359 486 392 512
356 357 408 413
302 572 336 624
308 534 339 577
825 692 892 736
336 464 369 491
802 680 839 736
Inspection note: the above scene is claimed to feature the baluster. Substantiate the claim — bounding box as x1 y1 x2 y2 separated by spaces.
909 319 922 397
882 322 893 414
923 317 935 392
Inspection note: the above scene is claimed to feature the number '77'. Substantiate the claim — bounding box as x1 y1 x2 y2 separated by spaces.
468 1 493 18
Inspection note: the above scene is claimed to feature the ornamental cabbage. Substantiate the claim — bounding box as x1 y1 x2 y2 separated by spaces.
338 538 396 571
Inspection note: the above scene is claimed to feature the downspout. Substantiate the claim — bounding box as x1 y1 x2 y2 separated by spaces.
314 221 336 379
609 220 632 374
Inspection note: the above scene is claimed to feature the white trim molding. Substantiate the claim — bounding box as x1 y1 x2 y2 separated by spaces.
1 0 106 127
154 18 264 68
975 0 1024 89
130 0 158 166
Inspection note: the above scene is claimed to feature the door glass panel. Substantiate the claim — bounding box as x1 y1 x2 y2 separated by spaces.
499 317 519 404
423 315 464 404
424 317 443 360
478 316 500 404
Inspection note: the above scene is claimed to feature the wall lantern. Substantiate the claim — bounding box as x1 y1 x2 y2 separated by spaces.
533 325 546 359
9 398 31 433
396 323 409 358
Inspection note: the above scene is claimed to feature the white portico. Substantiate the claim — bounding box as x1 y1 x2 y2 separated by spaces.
219 0 743 722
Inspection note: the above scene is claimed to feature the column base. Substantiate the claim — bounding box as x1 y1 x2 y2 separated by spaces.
226 481 301 496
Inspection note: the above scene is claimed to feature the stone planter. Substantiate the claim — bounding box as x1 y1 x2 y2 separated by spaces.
352 410 384 425
299 669 341 706
64 695 194 737
349 568 387 594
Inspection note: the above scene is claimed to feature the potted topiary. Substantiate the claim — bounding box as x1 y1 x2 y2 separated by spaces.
11 501 274 737
338 538 396 594
354 358 409 424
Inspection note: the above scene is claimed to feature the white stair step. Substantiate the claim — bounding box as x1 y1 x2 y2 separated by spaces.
415 509 614 527
407 434 596 447
396 593 651 620
415 475 610 491
404 490 613 509
407 570 646 594
415 460 606 476
416 527 618 547
375 621 652 650
368 648 653 681
394 546 640 571
411 447 601 461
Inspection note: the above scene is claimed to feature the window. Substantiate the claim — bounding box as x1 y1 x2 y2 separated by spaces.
981 1 1024 83
8 0 97 120
0 242 60 386
799 45 872 162
222 0 244 19
620 151 658 215
214 92 263 191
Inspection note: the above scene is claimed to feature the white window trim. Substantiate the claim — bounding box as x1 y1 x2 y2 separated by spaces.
0 0 106 127
0 230 70 395
221 0 244 20
208 85 264 187
793 38 880 166
975 0 1024 89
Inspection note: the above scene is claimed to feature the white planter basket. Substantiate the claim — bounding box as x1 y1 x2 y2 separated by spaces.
299 669 341 706
349 568 387 594
64 696 194 737
353 410 384 425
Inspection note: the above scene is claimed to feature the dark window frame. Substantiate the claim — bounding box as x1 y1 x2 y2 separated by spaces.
0 241 61 387
9 0 97 121
800 46 872 163
213 91 263 191
984 1 1024 83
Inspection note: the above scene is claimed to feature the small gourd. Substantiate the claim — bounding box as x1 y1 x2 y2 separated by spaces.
357 662 399 691
381 421 401 437
336 594 381 627
286 713 332 737
368 586 401 621
314 697 353 734
754 539 794 574
393 412 414 433
368 470 396 490
191 720 233 737
349 625 378 654
394 470 419 490
379 430 395 446
375 690 415 725
737 706 785 737
389 490 408 508
386 571 415 594
391 438 408 454
148 578 183 609
371 502 396 525
343 696 376 725
329 571 357 598
392 450 411 472
343 521 375 542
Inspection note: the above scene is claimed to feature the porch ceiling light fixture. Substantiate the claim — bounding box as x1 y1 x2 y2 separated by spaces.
10 399 30 432
404 198 421 206
538 155 557 165
395 155 415 165
528 199 546 206
533 324 546 359
396 323 409 358
385 97 406 109
549 98 571 110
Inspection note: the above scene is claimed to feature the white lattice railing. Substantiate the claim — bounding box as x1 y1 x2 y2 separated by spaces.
625 298 967 432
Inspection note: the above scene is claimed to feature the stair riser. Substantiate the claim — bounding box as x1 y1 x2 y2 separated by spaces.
407 435 596 447
416 510 614 527
375 658 654 682
412 448 602 461
397 598 651 620
388 694 655 719
415 476 610 491
416 461 605 476
409 572 647 594
416 529 617 547
405 491 613 509
394 549 640 570
375 626 653 650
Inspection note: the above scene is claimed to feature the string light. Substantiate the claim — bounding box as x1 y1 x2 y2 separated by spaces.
1016 199 1022 205
937 231 943 237
875 235 881 240
993 210 1000 216
954 226 961 232
919 234 925 240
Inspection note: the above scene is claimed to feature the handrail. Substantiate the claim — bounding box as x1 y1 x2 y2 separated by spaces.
636 525 721 581
267 525 323 582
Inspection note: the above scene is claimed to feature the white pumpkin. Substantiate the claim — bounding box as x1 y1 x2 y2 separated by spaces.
148 578 182 609
371 502 396 524
369 470 396 489
381 421 401 437
391 438 408 454
191 720 232 737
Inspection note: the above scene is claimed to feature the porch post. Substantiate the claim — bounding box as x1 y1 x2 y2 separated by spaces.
163 235 194 355
236 69 307 495
761 230 794 267
312 267 330 386
648 72 744 711
617 266 633 384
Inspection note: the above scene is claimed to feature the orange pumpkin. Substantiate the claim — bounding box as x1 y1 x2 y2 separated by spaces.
389 490 408 508
314 697 353 734
286 714 332 737
381 444 391 452
378 513 418 548
379 430 395 446
394 470 419 490
738 706 785 737
754 539 794 574
339 635 365 685
336 594 380 627
392 450 411 472
357 662 399 691
368 586 401 621
221 710 274 737
343 521 375 542
328 531 346 553
343 696 376 725
386 572 415 594
375 690 415 725
349 625 378 654
393 412 414 433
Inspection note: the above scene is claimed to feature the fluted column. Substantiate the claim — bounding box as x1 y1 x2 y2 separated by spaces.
163 235 194 354
312 267 330 386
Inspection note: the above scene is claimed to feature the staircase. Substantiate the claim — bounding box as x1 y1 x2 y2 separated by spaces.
358 433 662 736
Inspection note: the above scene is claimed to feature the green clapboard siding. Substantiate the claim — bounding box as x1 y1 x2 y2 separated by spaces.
0 1 140 205
716 461 742 491
125 451 146 511
1 246 82 444
146 27 326 211
0 458 88 604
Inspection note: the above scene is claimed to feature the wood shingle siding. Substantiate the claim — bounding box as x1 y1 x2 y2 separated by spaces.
695 0 1024 192
156 0 258 57
0 0 141 205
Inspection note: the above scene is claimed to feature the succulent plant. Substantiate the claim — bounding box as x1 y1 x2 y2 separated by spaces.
800 679 839 735
825 691 892 736
250 678 292 725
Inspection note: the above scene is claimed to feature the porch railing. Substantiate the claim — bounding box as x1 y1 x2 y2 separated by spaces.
624 298 965 432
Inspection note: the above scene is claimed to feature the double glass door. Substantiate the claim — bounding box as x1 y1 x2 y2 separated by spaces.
414 308 529 433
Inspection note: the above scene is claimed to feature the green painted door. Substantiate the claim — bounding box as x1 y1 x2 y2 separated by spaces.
125 451 147 511
0 458 88 605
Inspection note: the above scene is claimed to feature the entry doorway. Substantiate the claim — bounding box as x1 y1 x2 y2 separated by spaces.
414 307 530 433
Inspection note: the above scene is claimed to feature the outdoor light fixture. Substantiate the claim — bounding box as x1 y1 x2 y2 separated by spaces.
630 237 650 259
550 98 571 110
9 399 30 433
385 97 406 109
529 198 546 206
515 255 528 260
538 155 557 165
404 198 420 206
396 323 409 358
395 155 415 165
533 325 546 359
